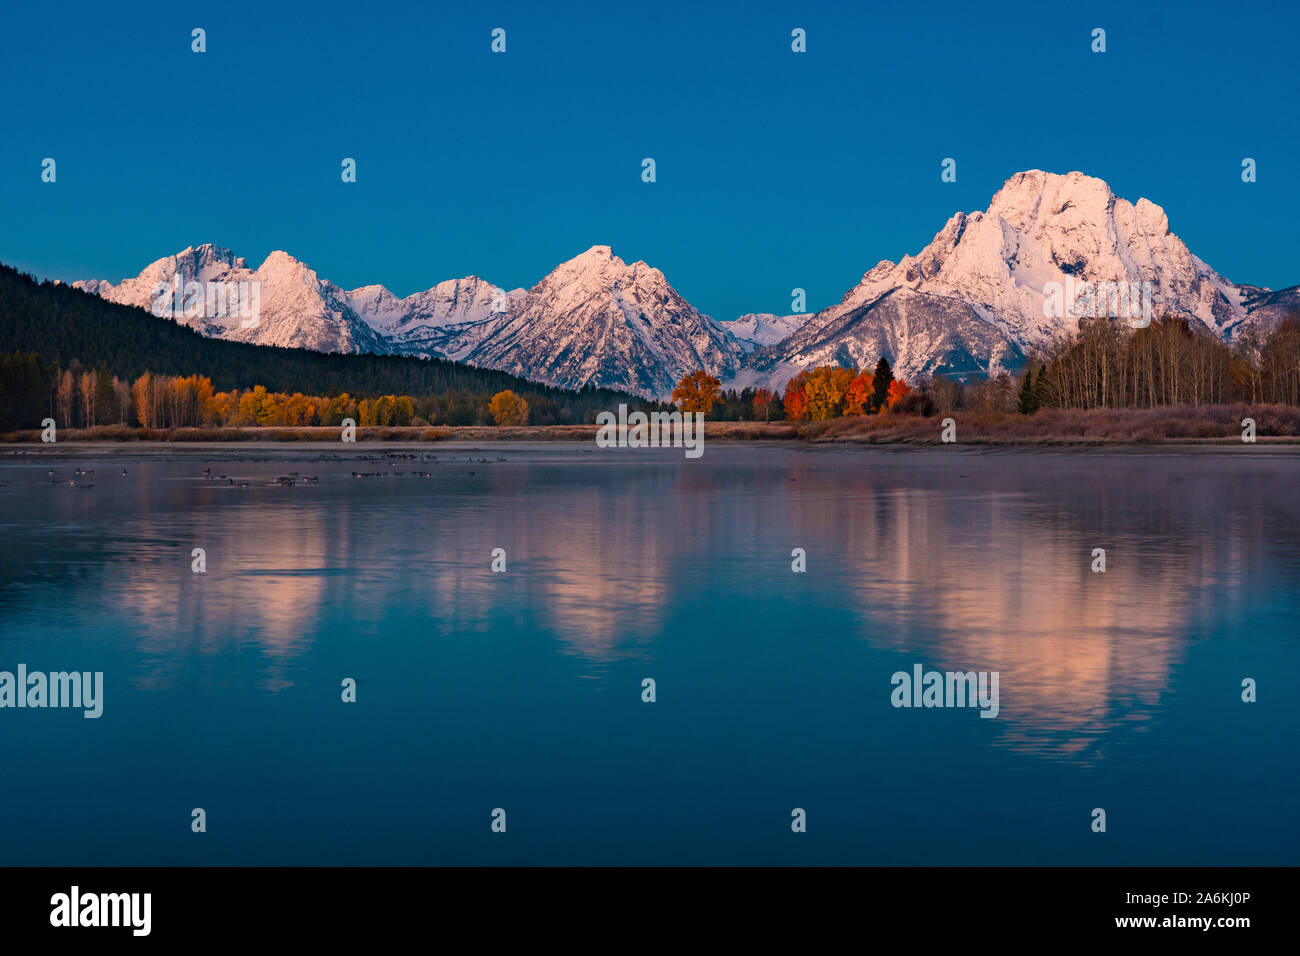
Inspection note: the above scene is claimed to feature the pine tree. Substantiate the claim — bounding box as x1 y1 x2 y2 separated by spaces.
869 356 893 412
1017 367 1036 414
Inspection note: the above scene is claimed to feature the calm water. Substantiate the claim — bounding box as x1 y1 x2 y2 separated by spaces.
1 443 1297 865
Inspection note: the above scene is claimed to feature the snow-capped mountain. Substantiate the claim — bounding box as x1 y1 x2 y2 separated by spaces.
737 170 1292 387
75 243 739 396
722 313 809 351
348 279 526 361
462 246 744 397
74 245 391 354
73 171 1296 397
73 244 532 359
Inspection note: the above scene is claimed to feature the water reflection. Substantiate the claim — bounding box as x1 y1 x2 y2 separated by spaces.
1 446 1295 766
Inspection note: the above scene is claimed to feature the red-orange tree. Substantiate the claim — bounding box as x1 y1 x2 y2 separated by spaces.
784 371 810 421
844 370 875 415
885 379 913 410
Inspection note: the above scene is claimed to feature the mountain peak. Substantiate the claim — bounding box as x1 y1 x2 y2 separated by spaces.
261 249 306 269
985 170 1116 230
995 169 1111 198
181 242 236 259
556 244 624 273
541 245 646 294
165 243 240 273
465 245 742 397
984 170 1171 239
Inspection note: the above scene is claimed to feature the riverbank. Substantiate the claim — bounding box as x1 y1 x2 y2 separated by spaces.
3 404 1299 446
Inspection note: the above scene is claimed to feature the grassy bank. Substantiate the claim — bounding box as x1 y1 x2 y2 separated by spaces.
2 406 1299 444
807 404 1300 444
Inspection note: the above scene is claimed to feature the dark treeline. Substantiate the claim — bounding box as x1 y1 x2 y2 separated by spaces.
0 263 652 429
710 387 783 421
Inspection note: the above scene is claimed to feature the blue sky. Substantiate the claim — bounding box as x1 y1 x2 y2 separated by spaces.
1 0 1296 321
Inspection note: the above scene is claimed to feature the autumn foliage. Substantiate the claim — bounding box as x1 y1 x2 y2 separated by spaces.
45 369 424 429
886 379 913 409
751 387 778 421
784 359 910 421
489 389 530 426
783 371 810 421
672 370 723 414
844 370 875 416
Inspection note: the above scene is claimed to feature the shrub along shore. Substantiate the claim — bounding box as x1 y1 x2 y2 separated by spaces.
4 405 1300 444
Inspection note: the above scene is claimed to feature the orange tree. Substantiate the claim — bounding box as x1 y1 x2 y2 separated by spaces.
489 389 530 426
672 370 722 414
802 365 856 420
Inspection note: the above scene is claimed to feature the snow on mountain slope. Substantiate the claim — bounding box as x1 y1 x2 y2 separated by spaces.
463 246 745 397
722 313 809 351
349 279 526 361
74 244 734 395
736 288 1024 389
74 245 389 354
1234 284 1300 331
74 244 248 321
734 170 1282 389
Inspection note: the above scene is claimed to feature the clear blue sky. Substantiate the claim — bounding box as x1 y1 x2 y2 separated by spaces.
1 0 1296 321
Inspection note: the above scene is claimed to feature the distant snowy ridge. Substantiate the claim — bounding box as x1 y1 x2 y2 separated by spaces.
75 243 750 398
722 313 808 351
74 171 1298 397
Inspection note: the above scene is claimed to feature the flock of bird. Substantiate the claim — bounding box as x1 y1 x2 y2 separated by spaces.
346 452 505 481
0 466 113 490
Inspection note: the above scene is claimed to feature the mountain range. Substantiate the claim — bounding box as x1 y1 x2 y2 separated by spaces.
74 171 1299 397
